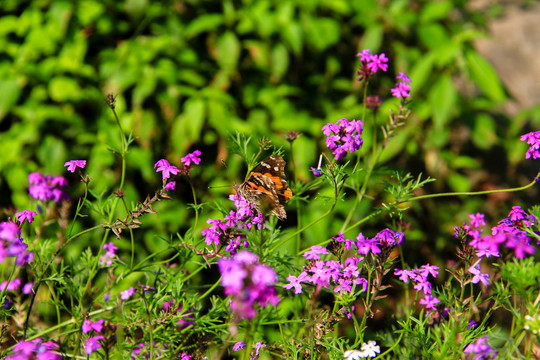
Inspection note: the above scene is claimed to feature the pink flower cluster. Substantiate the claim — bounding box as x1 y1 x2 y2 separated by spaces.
457 207 537 259
322 118 364 161
0 217 35 266
218 250 280 319
520 131 540 159
28 172 69 203
284 229 404 296
6 338 60 360
395 264 440 311
202 193 265 254
154 150 202 191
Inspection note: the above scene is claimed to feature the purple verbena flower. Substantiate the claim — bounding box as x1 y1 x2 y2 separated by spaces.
463 336 498 359
85 335 104 355
181 150 202 167
82 319 105 334
154 159 179 180
64 160 87 173
520 131 540 159
120 287 136 300
15 210 37 225
218 250 280 319
303 245 329 260
322 118 364 161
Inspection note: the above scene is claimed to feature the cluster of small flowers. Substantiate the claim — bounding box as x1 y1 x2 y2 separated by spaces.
100 242 118 266
82 319 105 355
218 250 279 319
232 341 266 359
390 72 412 99
394 264 440 311
463 336 498 359
202 193 265 254
154 150 202 192
322 118 364 161
520 131 540 159
356 49 388 80
6 338 60 360
344 340 381 359
457 207 537 259
28 172 69 203
162 299 196 328
0 210 38 269
283 229 403 295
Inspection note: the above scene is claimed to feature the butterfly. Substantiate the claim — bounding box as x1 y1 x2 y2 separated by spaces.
233 155 293 220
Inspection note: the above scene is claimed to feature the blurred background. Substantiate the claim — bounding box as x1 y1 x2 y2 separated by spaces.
1 0 539 263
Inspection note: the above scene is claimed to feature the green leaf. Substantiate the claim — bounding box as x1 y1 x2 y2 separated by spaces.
472 113 497 150
418 23 450 50
0 79 21 121
184 14 224 39
420 1 453 23
465 50 506 103
271 43 289 79
429 74 456 129
448 172 471 192
48 77 83 102
216 31 240 72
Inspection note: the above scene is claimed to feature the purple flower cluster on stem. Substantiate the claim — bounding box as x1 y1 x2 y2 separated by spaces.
356 49 388 81
0 219 34 266
218 250 280 320
6 338 60 360
154 150 202 191
28 172 69 203
284 229 404 296
520 131 540 159
322 118 364 161
395 264 440 311
202 193 265 254
391 72 412 99
463 336 498 359
82 319 105 355
457 207 537 259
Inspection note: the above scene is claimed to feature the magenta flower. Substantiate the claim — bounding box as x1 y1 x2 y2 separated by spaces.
468 264 490 286
283 272 309 294
15 210 37 225
201 193 265 253
82 319 105 334
520 131 540 159
322 118 364 161
233 341 246 352
23 282 33 294
28 173 69 203
7 339 60 360
100 242 118 266
463 336 497 359
154 159 179 180
120 287 136 300
218 250 280 319
165 181 176 191
64 160 87 173
303 245 328 260
419 294 440 310
356 49 372 62
85 335 104 355
391 72 412 99
367 53 389 73
181 150 202 167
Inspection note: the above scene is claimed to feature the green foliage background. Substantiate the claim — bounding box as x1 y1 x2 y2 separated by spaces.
1 0 539 260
